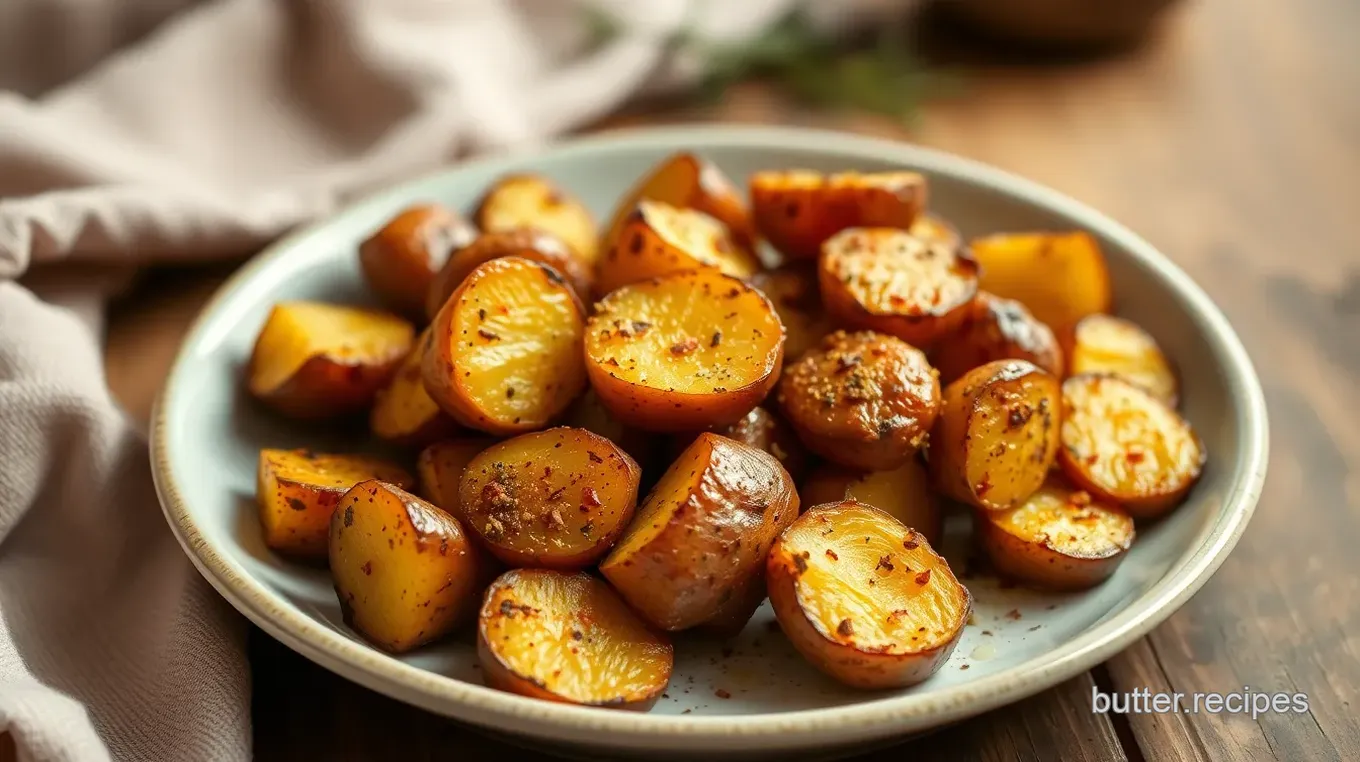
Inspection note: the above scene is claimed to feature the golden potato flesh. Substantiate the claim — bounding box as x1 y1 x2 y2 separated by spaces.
767 501 971 689
600 433 799 631
1058 374 1204 518
584 270 785 432
749 170 927 261
970 231 1112 335
800 460 942 545
474 174 599 266
596 200 759 297
1066 314 1178 407
909 213 962 249
929 360 1061 511
425 229 591 321
257 449 414 560
777 330 940 471
330 480 482 652
247 301 414 419
416 438 495 519
931 292 1065 384
602 151 757 254
750 265 833 362
370 330 461 448
977 480 1134 591
820 227 981 348
423 257 587 435
478 569 673 709
459 428 641 569
359 203 478 318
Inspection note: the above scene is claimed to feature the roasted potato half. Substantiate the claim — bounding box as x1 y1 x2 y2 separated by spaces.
474 174 599 266
425 229 592 320
600 433 798 631
929 359 1061 511
970 231 1112 334
767 501 971 689
596 200 759 296
749 170 926 260
932 292 1064 384
977 480 1135 591
423 257 587 435
416 438 495 519
750 265 833 361
359 203 478 318
330 480 483 652
603 151 757 253
370 330 461 448
1058 374 1204 518
777 330 940 470
800 460 942 545
1066 314 1178 407
478 569 673 709
247 301 414 419
584 270 785 432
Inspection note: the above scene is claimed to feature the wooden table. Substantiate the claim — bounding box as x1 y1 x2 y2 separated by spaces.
104 0 1358 759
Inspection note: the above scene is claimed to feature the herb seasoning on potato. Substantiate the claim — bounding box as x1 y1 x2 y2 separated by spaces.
425 228 592 320
931 292 1065 384
359 203 478 318
750 170 927 260
596 200 759 297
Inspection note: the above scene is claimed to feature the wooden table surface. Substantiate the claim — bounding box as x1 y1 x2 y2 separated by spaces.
103 0 1358 759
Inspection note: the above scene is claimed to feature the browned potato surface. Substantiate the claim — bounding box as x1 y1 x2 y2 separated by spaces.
474 174 599 265
697 573 769 637
248 301 414 419
478 569 672 709
767 500 970 689
562 389 654 471
718 406 810 478
416 438 495 519
909 213 962 248
602 151 757 253
1057 374 1204 518
584 270 785 432
777 330 940 470
800 460 942 545
931 292 1064 384
330 480 482 652
423 257 587 435
750 170 926 260
750 265 832 361
970 231 1112 334
600 433 798 631
1066 314 1178 407
596 200 759 296
359 204 478 318
370 330 461 448
425 229 591 320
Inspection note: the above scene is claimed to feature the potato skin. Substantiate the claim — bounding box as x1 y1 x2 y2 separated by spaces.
800 459 943 545
1065 314 1178 407
474 173 599 265
970 230 1112 334
596 200 759 297
932 292 1064 384
359 204 478 318
603 151 757 255
416 438 495 519
425 229 591 320
561 389 655 473
370 330 462 448
750 170 927 260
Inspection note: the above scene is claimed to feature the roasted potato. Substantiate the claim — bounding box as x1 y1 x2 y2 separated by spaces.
1057 374 1204 518
697 573 769 638
749 170 926 260
359 203 478 318
800 459 942 545
425 229 592 320
1065 314 1178 407
561 389 654 472
330 480 483 652
584 270 785 432
929 359 1061 511
931 292 1064 384
599 433 798 631
474 174 599 265
602 151 757 253
458 428 641 569
977 479 1134 590
910 213 962 249
247 301 414 419
478 569 673 709
370 330 461 448
717 405 810 478
416 438 495 519
777 330 940 470
423 257 587 435
820 227 981 348
750 265 833 361
595 200 759 297
767 500 971 689
970 231 1112 334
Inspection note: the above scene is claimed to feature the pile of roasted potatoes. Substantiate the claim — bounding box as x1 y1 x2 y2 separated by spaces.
250 153 1205 708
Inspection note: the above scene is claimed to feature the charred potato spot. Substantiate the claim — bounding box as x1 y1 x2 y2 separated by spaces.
597 200 759 297
602 151 757 256
800 460 942 545
371 330 461 448
1066 314 1178 407
474 174 599 266
416 438 495 520
750 170 927 260
426 229 593 320
359 204 478 318
970 231 1112 335
750 266 833 362
932 292 1065 384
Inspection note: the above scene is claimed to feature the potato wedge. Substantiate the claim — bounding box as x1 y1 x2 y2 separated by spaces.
800 460 942 545
777 330 940 470
977 480 1134 590
474 174 599 265
929 359 1061 511
425 229 592 320
562 389 654 472
750 265 833 361
370 330 461 448
416 438 495 519
820 227 981 348
1066 314 1178 407
459 428 641 569
596 200 760 297
247 301 414 419
931 292 1064 384
970 231 1112 334
750 170 927 260
767 500 970 689
478 569 673 709
910 212 962 249
1057 374 1204 518
330 480 482 652
423 257 587 435
603 151 757 254
359 203 478 318
584 270 784 432
600 433 798 631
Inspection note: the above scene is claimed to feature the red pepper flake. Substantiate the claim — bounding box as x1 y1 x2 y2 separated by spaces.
670 337 700 356
1005 609 1023 621
792 550 810 575
360 561 372 576
825 549 839 561
959 664 971 671
1125 450 1146 464
914 569 932 585
286 497 308 512
903 532 920 550
975 476 993 498
547 486 567 501
1070 491 1092 507
587 451 604 464
581 487 602 508
715 689 732 699
876 555 894 572
478 328 500 340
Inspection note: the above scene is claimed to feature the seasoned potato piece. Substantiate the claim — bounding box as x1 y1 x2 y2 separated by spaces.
909 213 962 248
800 460 942 545
459 428 641 569
330 480 482 652
425 229 591 320
423 257 587 435
1057 374 1204 518
777 331 940 470
932 292 1064 384
596 200 759 297
603 151 757 253
1066 314 1178 407
478 569 673 709
977 480 1134 590
474 174 598 265
584 270 785 432
562 389 654 471
750 170 926 260
416 438 495 518
970 231 1112 334
247 301 414 419
750 265 833 361
370 330 461 448
820 227 981 348
719 406 810 478
359 204 478 318
767 501 970 689
929 360 1061 511
257 449 414 560
600 433 798 631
